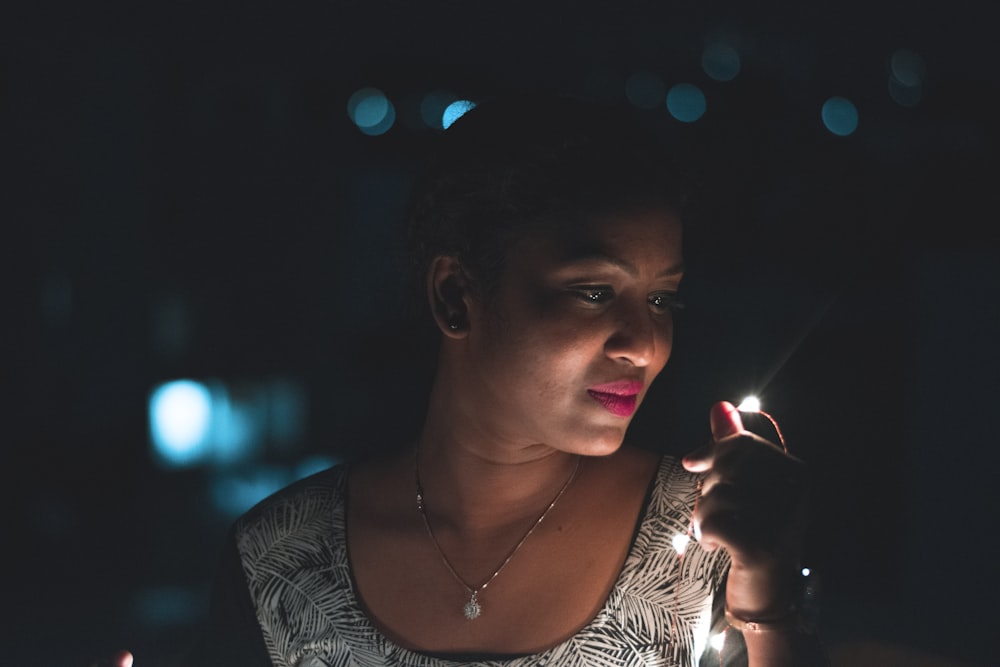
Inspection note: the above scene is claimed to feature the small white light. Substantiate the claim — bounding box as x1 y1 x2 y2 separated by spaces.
802 567 811 577
672 533 691 555
736 395 761 413
710 631 727 652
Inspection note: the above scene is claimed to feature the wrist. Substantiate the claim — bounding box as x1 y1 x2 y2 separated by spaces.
725 560 801 620
724 603 801 633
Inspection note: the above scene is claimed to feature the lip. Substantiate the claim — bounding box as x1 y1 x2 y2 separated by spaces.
587 380 643 417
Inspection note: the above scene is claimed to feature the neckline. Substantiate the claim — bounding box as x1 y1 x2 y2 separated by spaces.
339 454 667 662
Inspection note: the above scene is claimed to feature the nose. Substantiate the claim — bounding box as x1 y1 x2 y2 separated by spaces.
604 301 665 368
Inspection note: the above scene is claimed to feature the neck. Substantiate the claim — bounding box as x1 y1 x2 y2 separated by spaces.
415 372 580 532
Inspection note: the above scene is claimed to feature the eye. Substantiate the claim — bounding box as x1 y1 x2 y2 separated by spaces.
572 286 614 306
649 292 685 314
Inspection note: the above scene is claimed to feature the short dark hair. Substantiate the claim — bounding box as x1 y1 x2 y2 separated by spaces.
405 94 688 307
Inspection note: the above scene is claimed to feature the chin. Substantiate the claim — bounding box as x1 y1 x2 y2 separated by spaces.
574 427 628 457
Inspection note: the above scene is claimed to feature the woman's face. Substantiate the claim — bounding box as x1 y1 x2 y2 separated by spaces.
459 206 684 458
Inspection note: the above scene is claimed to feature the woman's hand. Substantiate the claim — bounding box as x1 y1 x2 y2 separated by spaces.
682 401 808 619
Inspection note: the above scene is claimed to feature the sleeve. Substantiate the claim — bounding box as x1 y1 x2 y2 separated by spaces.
178 529 274 667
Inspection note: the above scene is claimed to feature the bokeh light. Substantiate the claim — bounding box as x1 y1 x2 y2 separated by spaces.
666 83 707 123
890 49 926 87
420 90 458 130
625 70 666 110
347 87 395 136
888 49 925 108
702 43 741 82
821 96 859 136
442 99 476 129
149 380 213 466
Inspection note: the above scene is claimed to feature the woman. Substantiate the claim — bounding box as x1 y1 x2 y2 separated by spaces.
112 95 822 666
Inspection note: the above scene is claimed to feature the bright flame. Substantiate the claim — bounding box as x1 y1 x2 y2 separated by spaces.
710 631 727 652
736 395 761 412
672 533 690 555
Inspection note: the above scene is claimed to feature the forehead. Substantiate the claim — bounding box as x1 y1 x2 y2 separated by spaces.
520 207 684 271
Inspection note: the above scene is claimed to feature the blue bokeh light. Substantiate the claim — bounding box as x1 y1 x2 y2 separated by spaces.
358 101 395 136
821 96 859 136
891 49 925 87
149 380 213 466
442 100 476 129
702 43 741 82
347 88 395 136
294 455 338 480
888 49 925 108
149 377 307 469
666 83 707 123
210 466 291 517
420 90 458 130
625 70 666 110
347 88 388 128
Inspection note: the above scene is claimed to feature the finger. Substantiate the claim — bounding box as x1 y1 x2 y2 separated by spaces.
684 401 744 472
710 400 743 441
117 651 134 667
693 483 769 556
681 442 713 473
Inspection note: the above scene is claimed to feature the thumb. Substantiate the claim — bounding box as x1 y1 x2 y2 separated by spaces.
709 400 743 441
683 401 745 472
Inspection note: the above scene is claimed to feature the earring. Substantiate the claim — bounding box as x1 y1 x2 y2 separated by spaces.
447 314 462 331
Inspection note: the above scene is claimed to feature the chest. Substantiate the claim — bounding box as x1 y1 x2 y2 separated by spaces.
348 492 644 654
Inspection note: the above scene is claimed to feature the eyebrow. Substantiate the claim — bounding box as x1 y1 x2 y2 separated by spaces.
558 250 685 279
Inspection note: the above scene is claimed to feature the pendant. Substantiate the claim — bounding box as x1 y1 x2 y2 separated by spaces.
463 592 482 620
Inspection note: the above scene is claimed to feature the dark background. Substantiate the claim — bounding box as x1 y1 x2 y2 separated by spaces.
4 1 999 665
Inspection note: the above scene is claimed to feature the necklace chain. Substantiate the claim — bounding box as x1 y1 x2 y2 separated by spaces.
415 454 581 620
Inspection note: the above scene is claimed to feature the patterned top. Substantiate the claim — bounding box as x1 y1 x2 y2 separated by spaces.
193 455 738 667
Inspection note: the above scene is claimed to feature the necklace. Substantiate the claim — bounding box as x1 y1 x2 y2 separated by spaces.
415 454 581 620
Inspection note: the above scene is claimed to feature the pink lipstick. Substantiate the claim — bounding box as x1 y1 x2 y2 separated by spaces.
587 380 643 418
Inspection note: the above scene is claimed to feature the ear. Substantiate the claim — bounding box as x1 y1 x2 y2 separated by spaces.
427 255 472 339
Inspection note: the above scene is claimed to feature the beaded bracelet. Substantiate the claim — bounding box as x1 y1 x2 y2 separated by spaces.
724 606 802 633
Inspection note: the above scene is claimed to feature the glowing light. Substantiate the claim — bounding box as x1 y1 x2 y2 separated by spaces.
293 455 338 480
210 466 290 517
888 49 925 109
890 49 925 87
149 377 308 469
710 631 728 652
691 605 714 659
821 96 858 137
347 88 388 128
347 87 396 136
420 90 458 130
666 83 706 123
702 43 741 82
736 396 761 413
802 567 811 577
672 533 691 555
625 70 666 110
442 100 476 129
149 380 213 466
